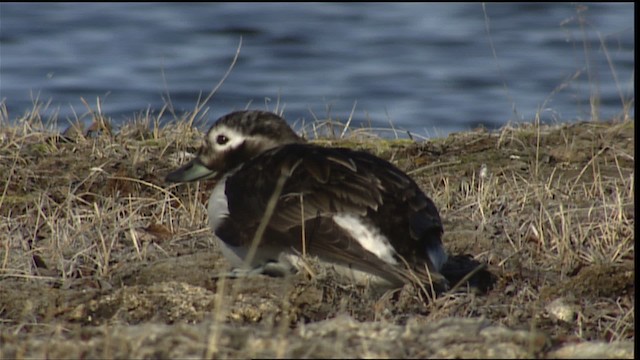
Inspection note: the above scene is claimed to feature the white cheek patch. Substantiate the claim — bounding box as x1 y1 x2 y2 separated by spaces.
332 214 398 265
208 125 247 151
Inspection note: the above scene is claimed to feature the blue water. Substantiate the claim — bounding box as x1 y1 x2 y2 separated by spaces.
0 3 634 137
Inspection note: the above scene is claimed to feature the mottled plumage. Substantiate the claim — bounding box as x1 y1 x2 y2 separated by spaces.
166 110 449 290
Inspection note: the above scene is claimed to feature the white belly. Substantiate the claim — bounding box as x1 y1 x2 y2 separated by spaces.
207 177 239 266
207 177 230 237
207 177 289 269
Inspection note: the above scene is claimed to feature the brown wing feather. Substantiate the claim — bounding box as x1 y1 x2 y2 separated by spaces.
226 144 387 226
296 217 447 287
223 143 445 286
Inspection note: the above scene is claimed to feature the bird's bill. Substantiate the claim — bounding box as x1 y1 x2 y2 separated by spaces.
165 157 218 183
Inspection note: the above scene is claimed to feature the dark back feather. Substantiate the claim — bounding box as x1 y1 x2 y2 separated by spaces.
221 143 445 285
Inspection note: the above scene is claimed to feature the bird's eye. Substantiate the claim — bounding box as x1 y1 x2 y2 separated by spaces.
216 134 229 145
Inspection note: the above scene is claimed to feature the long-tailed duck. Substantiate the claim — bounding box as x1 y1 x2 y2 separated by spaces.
166 110 449 291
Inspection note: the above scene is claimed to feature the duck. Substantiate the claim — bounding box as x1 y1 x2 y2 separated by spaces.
165 110 449 291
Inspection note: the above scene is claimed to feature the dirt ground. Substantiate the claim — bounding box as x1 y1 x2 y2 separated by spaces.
0 115 634 358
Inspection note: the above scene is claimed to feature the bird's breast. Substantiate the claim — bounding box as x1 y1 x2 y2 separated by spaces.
207 176 230 233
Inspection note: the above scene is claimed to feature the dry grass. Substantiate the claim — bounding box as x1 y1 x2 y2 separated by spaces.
0 101 634 358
